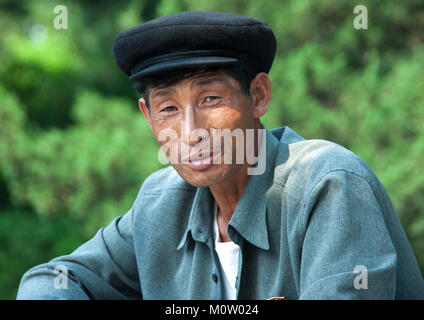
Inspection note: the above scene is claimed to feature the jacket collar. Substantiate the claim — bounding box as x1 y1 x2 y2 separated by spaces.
177 126 281 251
177 185 215 250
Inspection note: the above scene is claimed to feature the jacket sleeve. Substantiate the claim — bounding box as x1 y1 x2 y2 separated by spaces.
16 207 141 300
298 170 398 299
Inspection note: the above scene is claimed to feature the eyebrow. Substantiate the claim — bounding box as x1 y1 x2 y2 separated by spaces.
150 76 227 100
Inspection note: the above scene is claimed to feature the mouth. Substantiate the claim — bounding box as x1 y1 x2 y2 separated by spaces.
185 151 222 171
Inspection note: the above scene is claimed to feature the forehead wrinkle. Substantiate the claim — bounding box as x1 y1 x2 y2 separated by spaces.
191 76 228 89
150 86 177 99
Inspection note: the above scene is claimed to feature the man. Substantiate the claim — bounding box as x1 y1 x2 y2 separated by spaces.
17 11 424 300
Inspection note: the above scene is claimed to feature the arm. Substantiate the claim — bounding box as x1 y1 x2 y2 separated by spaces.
17 207 141 300
298 170 398 299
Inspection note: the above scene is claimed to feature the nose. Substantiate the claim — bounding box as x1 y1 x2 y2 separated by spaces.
181 106 202 146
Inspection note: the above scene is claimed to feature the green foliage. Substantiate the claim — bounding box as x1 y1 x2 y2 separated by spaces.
1 88 162 234
0 210 87 299
0 0 423 298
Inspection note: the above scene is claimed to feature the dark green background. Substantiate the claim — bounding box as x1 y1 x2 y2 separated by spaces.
1 0 423 299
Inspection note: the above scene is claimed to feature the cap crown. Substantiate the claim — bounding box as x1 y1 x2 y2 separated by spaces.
113 11 277 80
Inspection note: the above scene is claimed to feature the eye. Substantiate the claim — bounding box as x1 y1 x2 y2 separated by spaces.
202 96 221 104
160 106 178 113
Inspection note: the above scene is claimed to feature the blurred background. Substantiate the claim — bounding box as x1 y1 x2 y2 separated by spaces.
0 0 423 299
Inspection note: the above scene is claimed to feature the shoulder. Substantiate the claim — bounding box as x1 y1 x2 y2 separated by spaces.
272 128 380 199
288 138 371 178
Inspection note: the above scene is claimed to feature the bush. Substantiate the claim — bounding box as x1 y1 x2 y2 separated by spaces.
1 89 163 235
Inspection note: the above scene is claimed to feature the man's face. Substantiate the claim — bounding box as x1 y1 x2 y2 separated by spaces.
139 70 269 187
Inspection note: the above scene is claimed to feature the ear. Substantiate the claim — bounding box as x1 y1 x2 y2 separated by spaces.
138 98 152 129
249 72 271 119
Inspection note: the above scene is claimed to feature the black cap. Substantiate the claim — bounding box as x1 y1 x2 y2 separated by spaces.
113 11 276 82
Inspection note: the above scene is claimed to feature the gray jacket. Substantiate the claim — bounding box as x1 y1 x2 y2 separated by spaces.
17 126 424 299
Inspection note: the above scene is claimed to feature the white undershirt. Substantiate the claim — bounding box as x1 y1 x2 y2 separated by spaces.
213 201 240 300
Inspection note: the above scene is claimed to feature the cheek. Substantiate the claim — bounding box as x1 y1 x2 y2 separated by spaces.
152 125 180 156
206 94 253 129
152 117 180 140
205 107 245 129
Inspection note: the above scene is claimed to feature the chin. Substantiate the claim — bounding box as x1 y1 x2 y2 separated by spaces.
172 164 231 188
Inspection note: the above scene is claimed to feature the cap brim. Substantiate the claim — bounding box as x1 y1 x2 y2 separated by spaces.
129 56 239 80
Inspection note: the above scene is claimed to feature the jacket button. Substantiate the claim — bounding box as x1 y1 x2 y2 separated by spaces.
212 273 218 283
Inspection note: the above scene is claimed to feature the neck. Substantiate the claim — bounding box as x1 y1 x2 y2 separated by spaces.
209 121 263 222
209 163 249 242
209 166 249 221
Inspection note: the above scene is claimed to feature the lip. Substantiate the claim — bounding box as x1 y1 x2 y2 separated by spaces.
186 151 222 171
